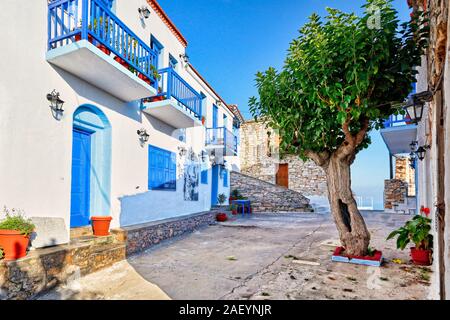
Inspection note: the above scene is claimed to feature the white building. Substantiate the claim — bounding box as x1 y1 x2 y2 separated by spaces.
0 0 241 245
381 0 449 300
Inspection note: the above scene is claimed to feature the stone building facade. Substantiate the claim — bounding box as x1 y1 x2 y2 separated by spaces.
384 156 416 211
240 120 328 196
407 0 449 299
395 156 416 196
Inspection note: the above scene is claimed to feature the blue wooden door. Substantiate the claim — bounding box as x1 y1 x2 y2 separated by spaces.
211 165 219 206
70 128 91 227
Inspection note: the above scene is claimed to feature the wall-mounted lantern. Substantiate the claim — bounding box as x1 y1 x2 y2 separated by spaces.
216 100 223 107
47 89 65 113
179 53 189 64
178 146 187 157
410 140 418 152
137 128 150 143
200 150 208 162
209 151 216 165
404 91 433 124
138 6 151 19
416 145 431 161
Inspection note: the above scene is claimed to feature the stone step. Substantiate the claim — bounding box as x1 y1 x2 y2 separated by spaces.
70 226 93 239
70 234 116 246
89 243 126 273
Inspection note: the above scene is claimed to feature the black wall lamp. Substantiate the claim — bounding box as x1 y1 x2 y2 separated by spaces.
404 91 433 124
47 89 65 113
416 145 431 161
137 128 150 143
138 6 151 19
179 53 189 64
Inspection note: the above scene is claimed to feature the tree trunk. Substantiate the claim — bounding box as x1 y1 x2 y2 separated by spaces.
325 153 371 256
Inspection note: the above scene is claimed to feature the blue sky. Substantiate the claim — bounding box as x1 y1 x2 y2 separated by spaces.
158 0 411 209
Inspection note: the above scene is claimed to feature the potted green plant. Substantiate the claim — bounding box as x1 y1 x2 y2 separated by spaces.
216 193 228 222
387 214 434 266
218 193 227 206
0 207 35 261
90 17 112 55
229 189 241 202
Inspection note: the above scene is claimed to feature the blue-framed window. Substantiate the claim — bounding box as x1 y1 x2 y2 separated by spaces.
201 169 208 184
169 54 178 70
223 169 228 187
148 145 176 191
150 35 164 68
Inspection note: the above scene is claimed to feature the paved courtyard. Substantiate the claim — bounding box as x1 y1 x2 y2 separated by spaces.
39 212 431 300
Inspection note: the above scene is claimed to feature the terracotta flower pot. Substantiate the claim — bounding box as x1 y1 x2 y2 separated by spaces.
91 216 113 236
216 213 228 222
0 230 30 261
114 56 129 69
411 247 432 266
74 34 94 43
138 73 151 85
232 210 238 215
96 44 111 55
149 95 165 102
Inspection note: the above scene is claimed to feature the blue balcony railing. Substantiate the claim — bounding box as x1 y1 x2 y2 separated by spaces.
148 67 202 119
206 127 238 155
383 114 414 128
48 0 158 88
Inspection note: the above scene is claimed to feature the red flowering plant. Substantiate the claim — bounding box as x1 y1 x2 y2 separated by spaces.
420 206 431 217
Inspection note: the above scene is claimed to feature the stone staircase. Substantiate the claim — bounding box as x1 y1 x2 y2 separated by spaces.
230 171 313 213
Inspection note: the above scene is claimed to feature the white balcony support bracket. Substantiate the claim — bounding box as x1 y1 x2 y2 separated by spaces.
46 40 157 102
142 97 202 129
380 124 418 155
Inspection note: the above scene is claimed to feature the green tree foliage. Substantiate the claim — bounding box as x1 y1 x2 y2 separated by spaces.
249 0 428 161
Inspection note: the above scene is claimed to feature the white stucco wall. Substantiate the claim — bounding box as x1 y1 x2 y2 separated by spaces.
0 1 239 236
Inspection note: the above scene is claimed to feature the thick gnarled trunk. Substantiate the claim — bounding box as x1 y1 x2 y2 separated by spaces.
325 154 371 256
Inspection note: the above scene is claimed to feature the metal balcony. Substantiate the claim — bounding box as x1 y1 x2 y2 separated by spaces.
46 0 158 101
205 127 237 156
380 114 417 155
141 68 202 128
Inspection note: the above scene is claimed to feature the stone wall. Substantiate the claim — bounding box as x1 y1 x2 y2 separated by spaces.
384 179 408 210
395 157 416 196
240 120 328 196
0 211 216 299
0 235 125 300
114 211 216 256
231 171 312 213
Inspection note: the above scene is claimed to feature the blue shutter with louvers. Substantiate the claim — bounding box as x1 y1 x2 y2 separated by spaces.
148 145 176 191
223 169 228 187
201 169 208 184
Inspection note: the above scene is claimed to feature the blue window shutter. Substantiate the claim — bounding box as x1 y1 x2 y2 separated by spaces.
201 169 208 184
149 145 176 191
223 169 228 187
